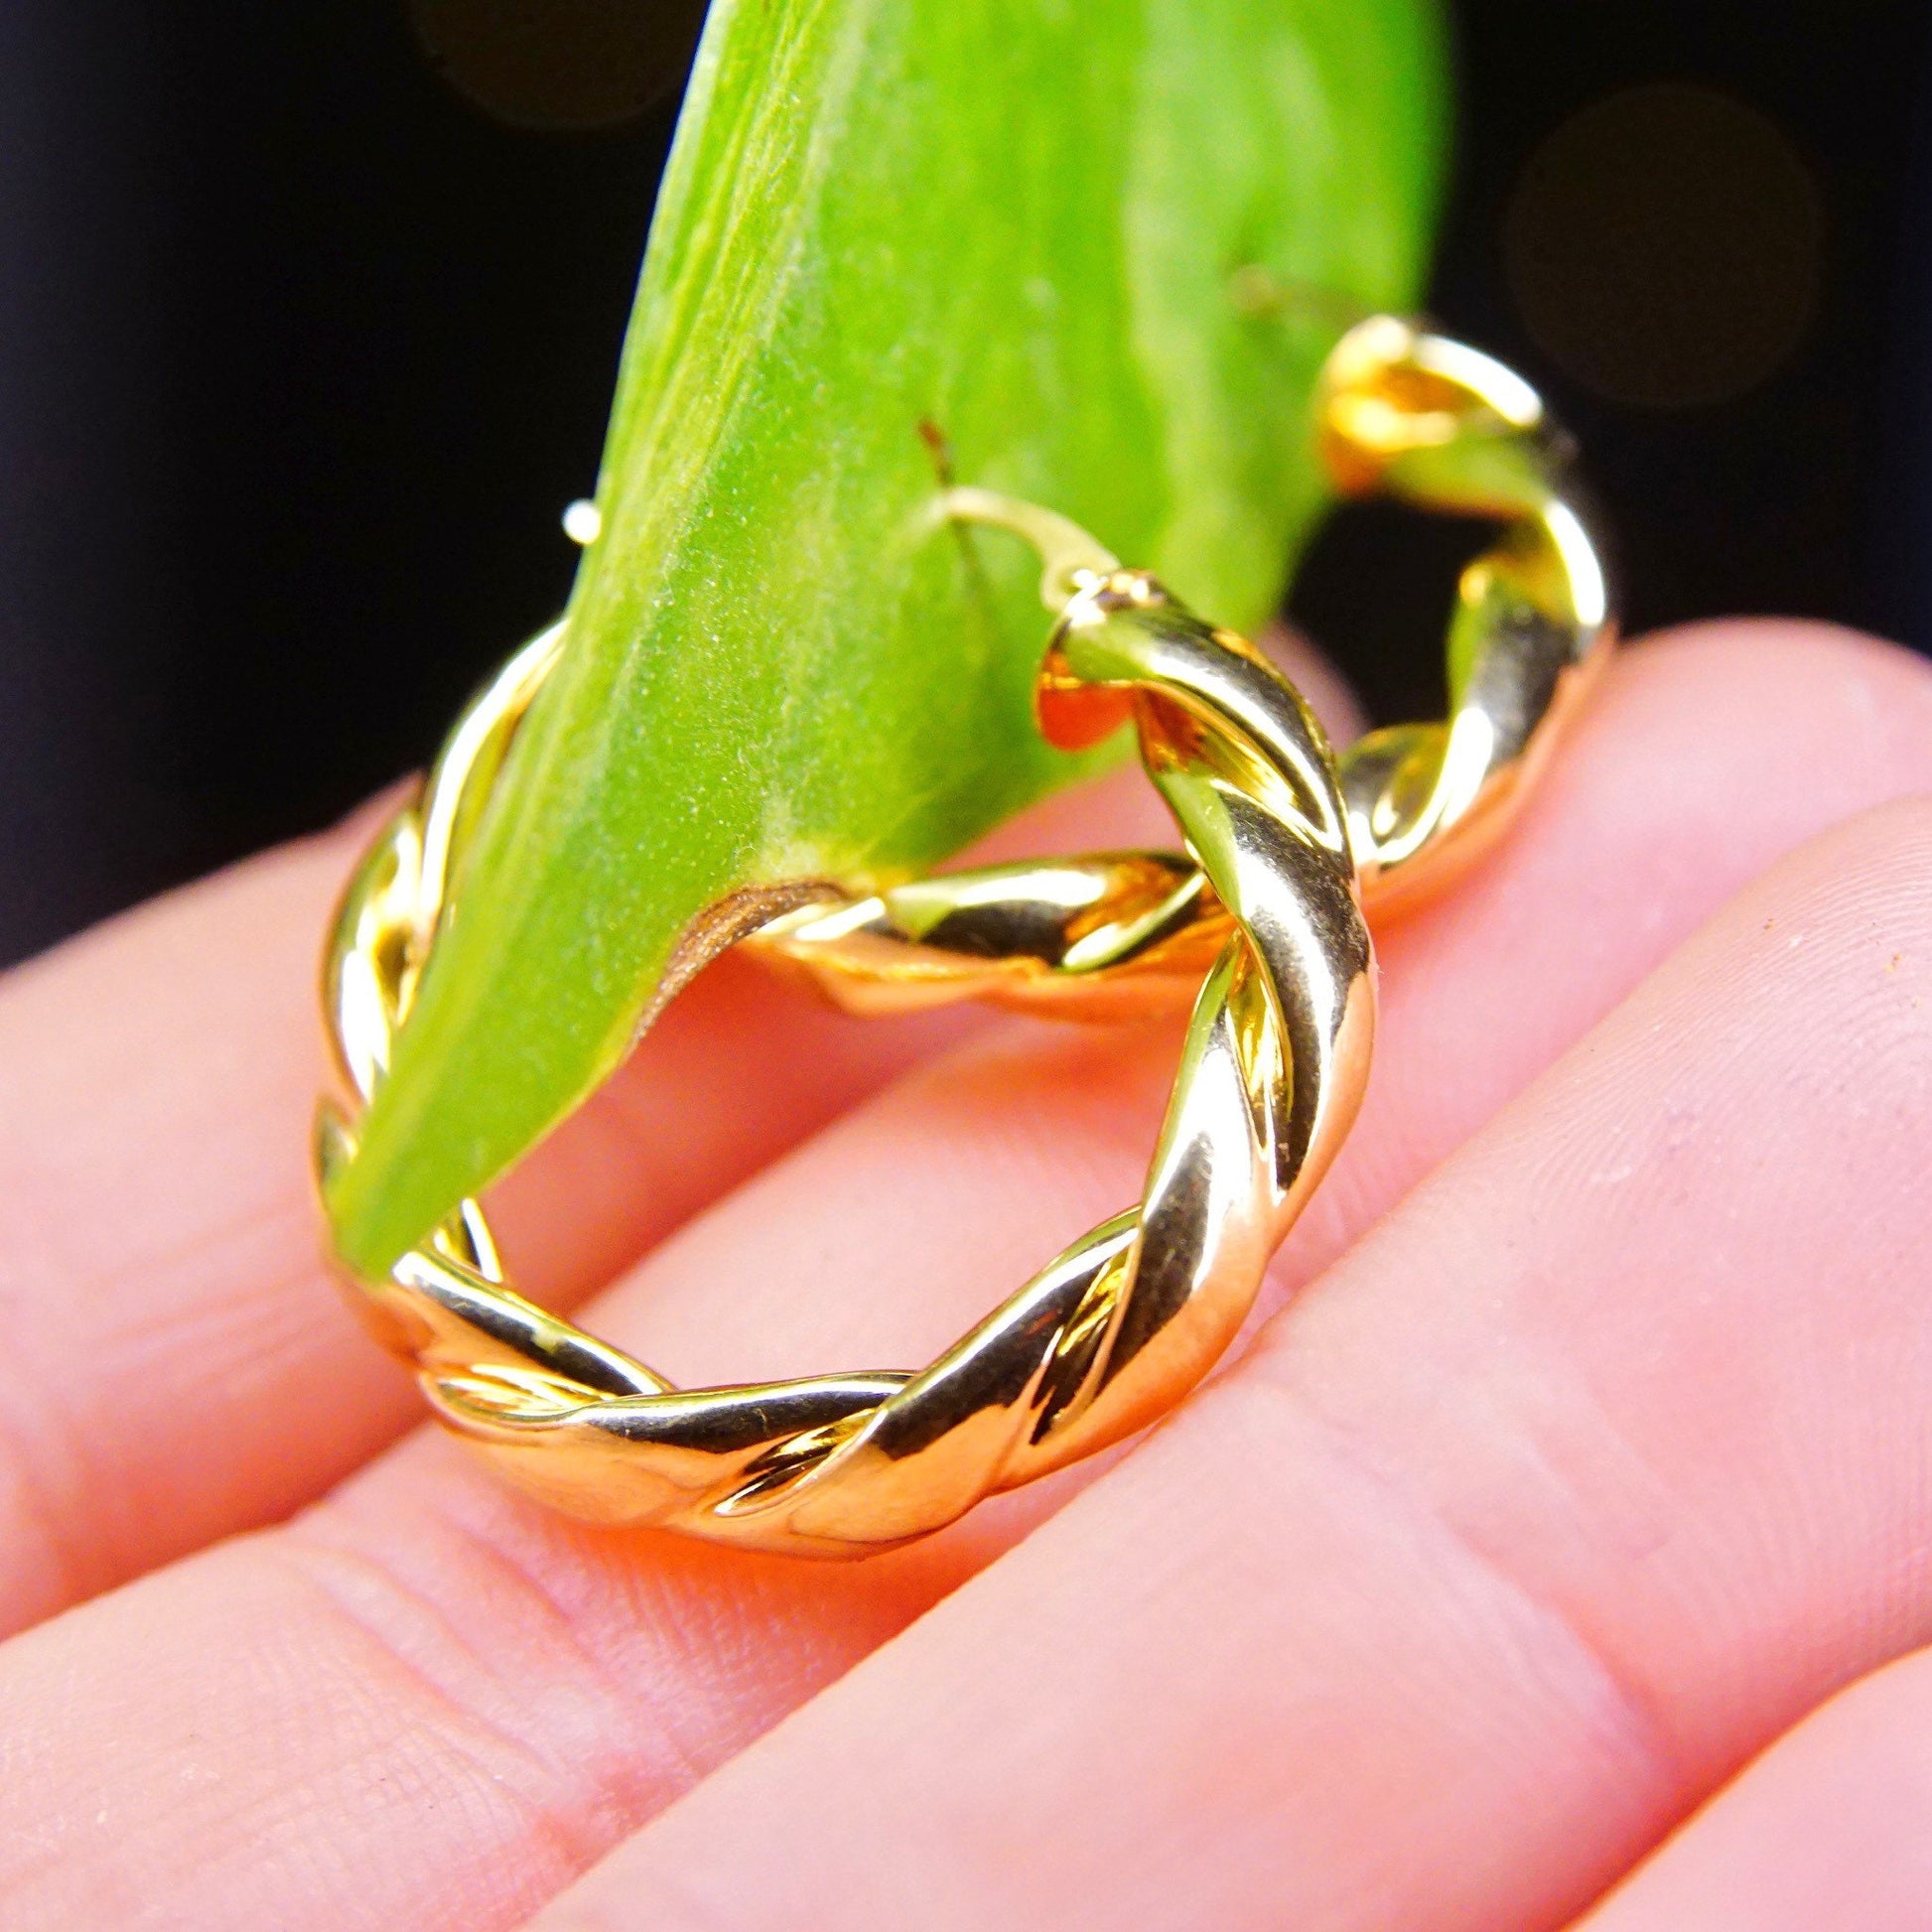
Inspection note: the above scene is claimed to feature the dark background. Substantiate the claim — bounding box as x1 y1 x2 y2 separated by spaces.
1 0 1927 967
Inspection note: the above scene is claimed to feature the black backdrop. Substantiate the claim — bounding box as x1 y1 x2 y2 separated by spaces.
1 0 1927 966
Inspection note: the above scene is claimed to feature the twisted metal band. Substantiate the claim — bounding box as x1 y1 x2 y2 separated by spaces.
317 317 1613 1557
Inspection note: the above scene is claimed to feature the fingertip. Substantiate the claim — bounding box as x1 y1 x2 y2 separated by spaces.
1605 617 1932 760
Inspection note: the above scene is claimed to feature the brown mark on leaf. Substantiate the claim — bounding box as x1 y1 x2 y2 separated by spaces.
628 881 850 1047
916 417 956 486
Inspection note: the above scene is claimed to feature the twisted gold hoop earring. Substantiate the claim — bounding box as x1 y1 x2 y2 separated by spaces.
317 318 1612 1557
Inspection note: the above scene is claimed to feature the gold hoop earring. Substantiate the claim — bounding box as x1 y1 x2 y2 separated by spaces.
316 319 1610 1557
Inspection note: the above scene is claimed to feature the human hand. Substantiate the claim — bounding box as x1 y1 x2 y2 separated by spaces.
6 621 1932 1930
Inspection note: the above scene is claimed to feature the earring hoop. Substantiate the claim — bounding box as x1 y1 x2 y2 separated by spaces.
317 318 1610 1557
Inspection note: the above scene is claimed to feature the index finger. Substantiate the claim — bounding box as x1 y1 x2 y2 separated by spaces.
0 801 998 1635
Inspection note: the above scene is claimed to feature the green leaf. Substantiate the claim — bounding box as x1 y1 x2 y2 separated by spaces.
329 0 1447 1279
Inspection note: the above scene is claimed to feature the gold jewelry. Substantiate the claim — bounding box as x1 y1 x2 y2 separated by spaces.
316 318 1611 1557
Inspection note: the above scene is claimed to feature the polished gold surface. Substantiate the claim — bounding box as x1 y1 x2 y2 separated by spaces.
317 319 1612 1556
1318 315 1613 913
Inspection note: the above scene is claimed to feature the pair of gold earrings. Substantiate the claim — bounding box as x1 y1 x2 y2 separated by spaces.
317 316 1613 1558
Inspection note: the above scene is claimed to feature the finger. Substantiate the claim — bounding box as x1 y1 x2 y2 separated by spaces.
524 793 1932 1932
0 823 410 1636
621 620 1932 1377
3 622 1928 1931
0 622 1347 1635
0 771 1078 1635
1570 1645 1932 1932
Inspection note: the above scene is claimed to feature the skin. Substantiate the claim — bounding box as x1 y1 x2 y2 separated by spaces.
3 621 1932 1929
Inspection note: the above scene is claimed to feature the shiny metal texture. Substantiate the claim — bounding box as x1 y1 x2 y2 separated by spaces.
317 318 1612 1556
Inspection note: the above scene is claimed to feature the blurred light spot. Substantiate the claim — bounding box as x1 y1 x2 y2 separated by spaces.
407 0 708 132
562 497 603 544
1503 83 1824 409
